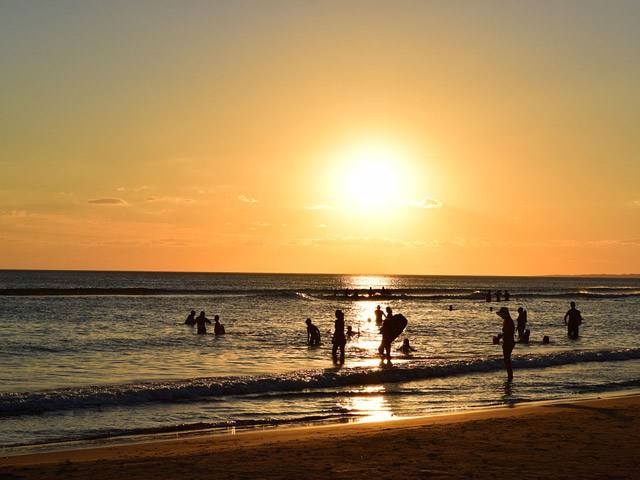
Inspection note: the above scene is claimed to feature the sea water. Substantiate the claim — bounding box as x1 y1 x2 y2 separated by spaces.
1 271 639 451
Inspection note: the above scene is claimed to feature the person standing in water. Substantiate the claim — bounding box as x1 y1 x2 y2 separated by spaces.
496 307 515 381
516 307 528 339
564 301 582 339
195 311 211 334
306 318 321 346
374 305 384 324
184 310 196 325
213 315 225 335
332 310 346 363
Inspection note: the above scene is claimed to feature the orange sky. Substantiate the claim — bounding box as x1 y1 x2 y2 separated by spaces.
1 1 639 275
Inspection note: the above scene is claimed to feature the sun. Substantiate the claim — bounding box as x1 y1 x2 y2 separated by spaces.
340 144 404 210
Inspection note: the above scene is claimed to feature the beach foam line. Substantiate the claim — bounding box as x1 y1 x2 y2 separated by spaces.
2 348 639 417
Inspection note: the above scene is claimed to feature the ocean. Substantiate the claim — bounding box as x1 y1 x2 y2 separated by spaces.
1 271 639 452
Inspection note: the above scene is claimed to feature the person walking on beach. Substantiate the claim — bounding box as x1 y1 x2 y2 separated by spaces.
516 307 527 339
306 318 321 346
213 315 225 335
184 310 196 325
195 311 211 334
332 310 346 363
496 307 516 381
564 301 582 339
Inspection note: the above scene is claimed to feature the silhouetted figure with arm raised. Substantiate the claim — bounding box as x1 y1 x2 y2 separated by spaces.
332 310 346 363
496 307 515 381
195 311 211 334
564 301 582 339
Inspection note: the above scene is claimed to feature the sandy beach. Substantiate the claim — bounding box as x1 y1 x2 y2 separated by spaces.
2 394 639 479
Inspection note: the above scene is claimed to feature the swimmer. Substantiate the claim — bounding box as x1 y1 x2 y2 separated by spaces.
397 338 416 354
305 318 321 346
184 310 196 325
195 311 211 334
213 315 225 335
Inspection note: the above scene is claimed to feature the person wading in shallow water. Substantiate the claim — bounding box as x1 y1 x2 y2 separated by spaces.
195 311 211 334
496 307 516 381
564 301 582 339
332 310 346 363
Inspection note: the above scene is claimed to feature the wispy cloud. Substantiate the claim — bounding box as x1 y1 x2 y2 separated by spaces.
305 205 334 211
0 209 28 218
238 195 259 203
252 221 270 227
86 198 128 206
403 197 443 209
145 196 195 204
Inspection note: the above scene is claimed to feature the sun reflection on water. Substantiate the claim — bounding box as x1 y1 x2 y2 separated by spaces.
339 386 394 423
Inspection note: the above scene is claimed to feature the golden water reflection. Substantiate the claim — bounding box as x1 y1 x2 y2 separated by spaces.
339 386 394 423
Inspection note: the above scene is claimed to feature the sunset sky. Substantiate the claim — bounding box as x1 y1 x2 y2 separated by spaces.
1 1 639 275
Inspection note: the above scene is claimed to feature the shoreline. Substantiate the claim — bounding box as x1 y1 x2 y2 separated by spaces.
4 388 638 458
2 393 640 479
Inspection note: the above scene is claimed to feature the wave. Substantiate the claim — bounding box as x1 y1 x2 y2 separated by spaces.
2 348 639 418
2 285 639 300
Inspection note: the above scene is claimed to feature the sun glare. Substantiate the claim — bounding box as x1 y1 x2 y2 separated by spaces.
339 144 406 211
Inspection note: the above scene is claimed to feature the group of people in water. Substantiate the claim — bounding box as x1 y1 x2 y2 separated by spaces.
486 289 511 302
184 310 226 335
307 305 413 364
495 301 583 381
307 300 584 381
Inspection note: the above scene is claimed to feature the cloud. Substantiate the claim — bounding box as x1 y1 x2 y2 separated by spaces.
305 205 334 211
635 199 640 207
252 221 270 227
238 195 259 203
404 197 443 209
0 209 28 218
86 198 128 206
145 196 195 204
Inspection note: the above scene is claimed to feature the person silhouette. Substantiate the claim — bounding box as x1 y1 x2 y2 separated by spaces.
486 290 492 302
184 310 196 325
378 307 396 360
385 306 393 320
517 329 530 344
564 301 582 339
374 305 384 324
495 290 502 302
306 318 321 346
496 307 515 381
516 307 528 338
332 310 346 363
504 290 510 301
213 315 225 335
195 311 211 334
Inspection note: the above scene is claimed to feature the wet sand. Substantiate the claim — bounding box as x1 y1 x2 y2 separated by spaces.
2 394 639 479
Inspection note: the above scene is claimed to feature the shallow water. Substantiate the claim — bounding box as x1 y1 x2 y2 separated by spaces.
1 271 639 449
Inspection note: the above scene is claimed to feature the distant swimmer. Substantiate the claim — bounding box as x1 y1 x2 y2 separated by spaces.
495 290 502 302
306 318 321 346
496 307 515 381
346 325 359 339
184 310 196 325
516 307 528 338
542 335 550 344
564 301 582 339
195 311 211 334
214 315 225 335
332 310 346 363
448 305 453 311
486 290 492 302
385 306 393 320
504 290 510 301
397 338 416 354
374 305 384 324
